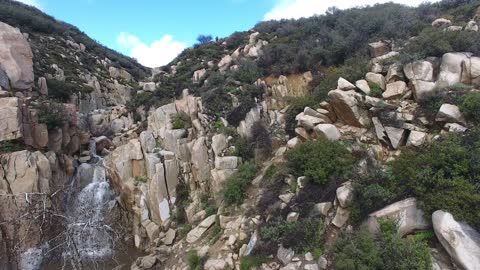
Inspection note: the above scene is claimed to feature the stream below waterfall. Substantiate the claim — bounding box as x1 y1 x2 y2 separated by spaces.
39 140 142 269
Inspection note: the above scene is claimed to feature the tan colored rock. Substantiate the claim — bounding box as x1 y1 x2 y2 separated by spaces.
355 80 371 95
406 131 427 147
0 97 21 142
332 207 350 228
314 124 341 141
311 202 332 217
433 210 480 270
412 80 436 101
385 126 406 149
367 198 430 237
337 77 355 90
383 81 408 100
37 77 48 96
366 72 386 90
404 61 433 82
108 66 132 81
336 182 353 208
436 104 465 124
386 63 405 83
432 18 452 29
186 215 216 243
0 22 34 90
328 90 370 127
0 150 51 194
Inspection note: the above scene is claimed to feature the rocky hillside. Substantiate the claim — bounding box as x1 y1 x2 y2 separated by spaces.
1 0 480 270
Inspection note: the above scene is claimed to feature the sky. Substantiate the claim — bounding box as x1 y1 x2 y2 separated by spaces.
16 0 440 68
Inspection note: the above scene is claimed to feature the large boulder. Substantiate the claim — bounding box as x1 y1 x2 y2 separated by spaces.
432 210 480 270
404 61 434 82
367 198 430 237
147 103 177 139
186 215 217 243
432 18 452 29
436 104 465 124
366 72 386 90
328 90 370 127
383 81 408 100
438 52 471 86
0 150 51 194
412 80 436 101
314 124 341 141
0 22 34 90
0 97 21 142
337 77 356 90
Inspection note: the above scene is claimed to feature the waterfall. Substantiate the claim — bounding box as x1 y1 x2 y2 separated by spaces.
63 139 116 260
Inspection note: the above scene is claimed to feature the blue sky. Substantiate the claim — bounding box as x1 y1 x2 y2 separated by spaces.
17 0 440 67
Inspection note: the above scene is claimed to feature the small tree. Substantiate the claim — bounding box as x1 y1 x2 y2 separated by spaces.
197 34 213 44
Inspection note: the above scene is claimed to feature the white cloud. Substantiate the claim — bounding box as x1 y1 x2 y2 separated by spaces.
264 0 441 21
117 32 187 68
15 0 42 9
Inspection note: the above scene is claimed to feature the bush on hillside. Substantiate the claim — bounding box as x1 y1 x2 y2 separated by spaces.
333 219 431 270
258 218 324 255
171 112 192 129
223 162 257 205
350 130 480 229
461 91 480 123
36 101 66 130
400 28 480 63
234 60 261 84
286 140 356 185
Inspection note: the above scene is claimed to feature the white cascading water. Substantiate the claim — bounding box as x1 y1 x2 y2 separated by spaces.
64 140 116 260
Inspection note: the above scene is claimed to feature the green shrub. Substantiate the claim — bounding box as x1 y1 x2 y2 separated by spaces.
369 82 384 98
178 224 193 239
0 140 24 153
461 92 480 123
171 112 192 129
186 250 202 270
333 219 431 270
134 176 148 183
36 101 66 130
235 60 261 84
232 137 254 161
240 256 268 270
400 28 480 63
223 162 257 205
259 218 324 254
388 131 480 229
286 140 356 185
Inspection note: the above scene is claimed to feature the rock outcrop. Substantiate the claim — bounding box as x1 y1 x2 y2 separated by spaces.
0 22 34 90
433 211 480 270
